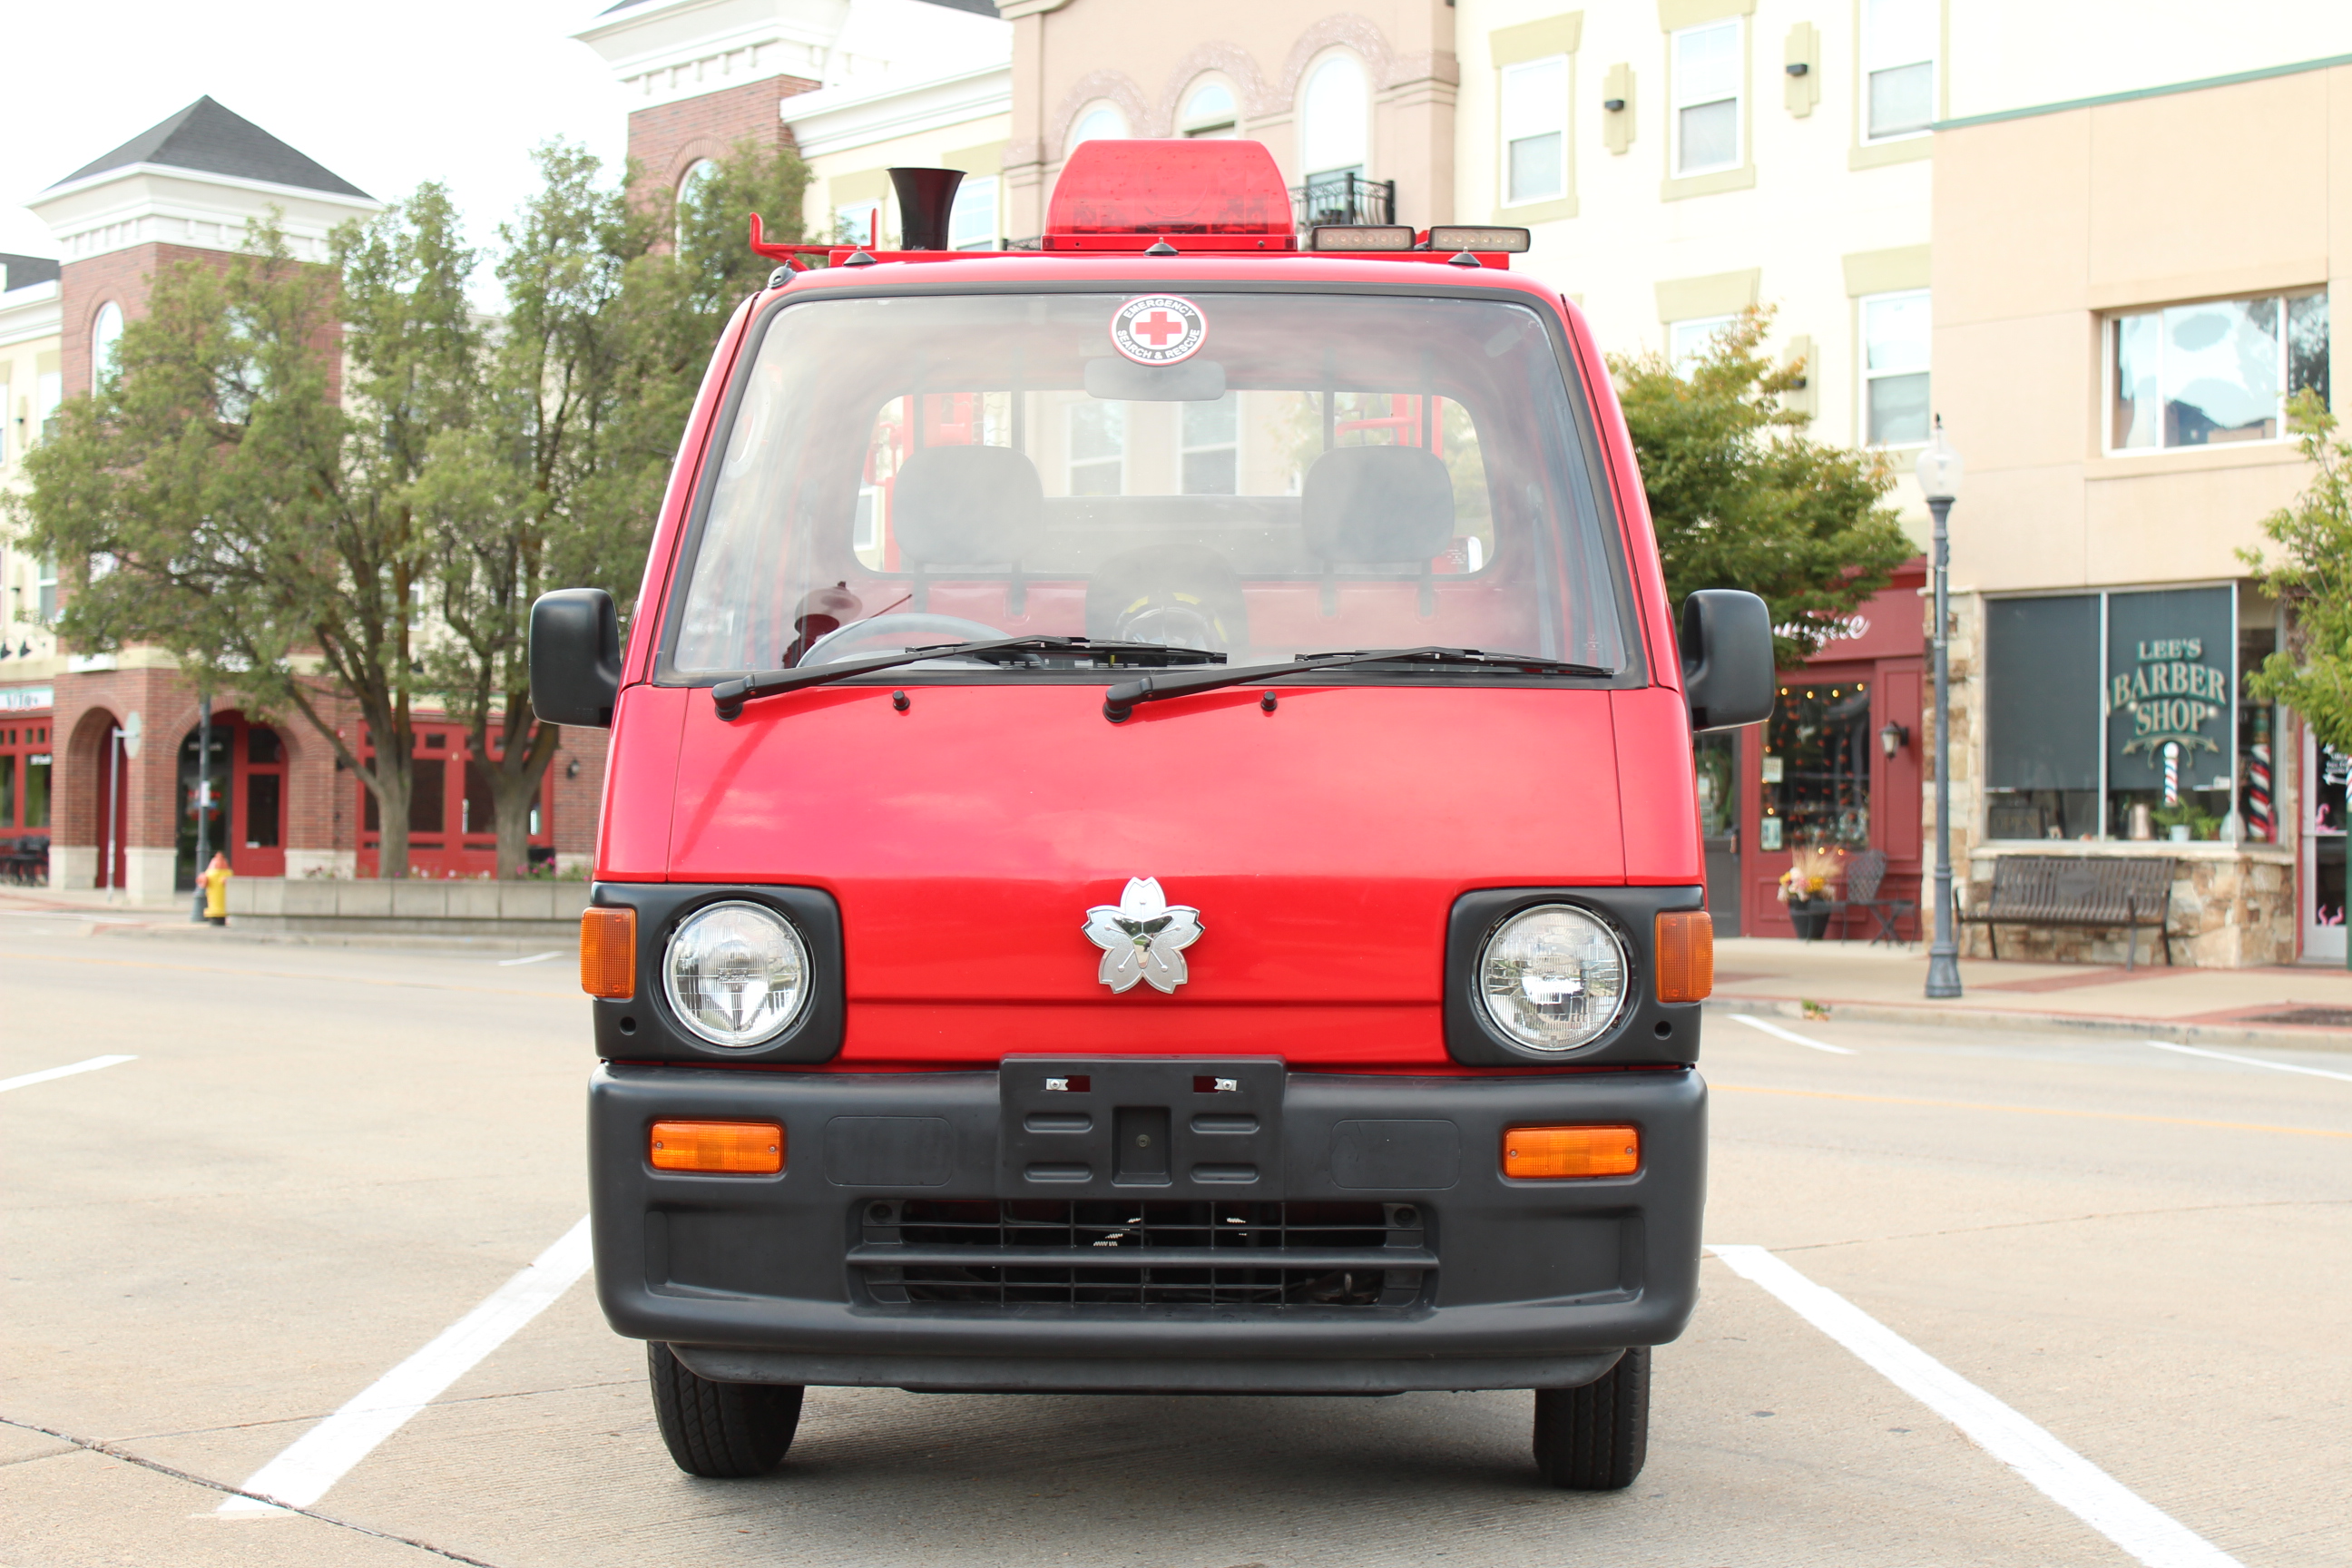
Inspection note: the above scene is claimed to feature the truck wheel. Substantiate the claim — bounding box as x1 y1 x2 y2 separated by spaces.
1532 1347 1650 1490
646 1342 805 1478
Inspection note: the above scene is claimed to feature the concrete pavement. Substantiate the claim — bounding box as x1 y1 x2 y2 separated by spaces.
6 927 2349 1565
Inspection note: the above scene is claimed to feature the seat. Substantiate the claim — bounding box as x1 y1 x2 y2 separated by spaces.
1828 848 1916 946
1299 445 1455 615
888 445 1045 612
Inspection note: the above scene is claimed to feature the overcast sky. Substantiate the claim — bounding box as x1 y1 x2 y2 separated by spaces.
2 2 628 280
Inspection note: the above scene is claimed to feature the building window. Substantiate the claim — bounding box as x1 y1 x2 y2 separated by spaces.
1300 54 1370 185
1862 0 1938 142
2108 291 2329 452
1985 586 2243 841
675 159 718 247
949 176 999 250
1067 104 1128 155
91 301 124 389
1861 289 1931 446
1671 20 1742 175
834 199 880 248
35 558 58 622
1499 55 1569 206
1181 83 1238 138
1181 395 1240 495
1068 401 1125 495
1670 314 1737 373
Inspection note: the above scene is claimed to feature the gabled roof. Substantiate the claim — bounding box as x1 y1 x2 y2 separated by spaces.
0 253 61 291
51 97 371 199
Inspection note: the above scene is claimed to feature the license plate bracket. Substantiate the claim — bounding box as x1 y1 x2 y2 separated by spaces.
997 1055 1286 1198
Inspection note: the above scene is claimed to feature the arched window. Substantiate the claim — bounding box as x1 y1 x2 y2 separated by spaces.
1181 82 1239 138
91 301 124 388
1298 54 1368 179
675 159 718 247
1066 104 1129 156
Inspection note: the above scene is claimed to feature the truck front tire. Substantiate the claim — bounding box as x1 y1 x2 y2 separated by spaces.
1532 1347 1650 1489
647 1342 805 1477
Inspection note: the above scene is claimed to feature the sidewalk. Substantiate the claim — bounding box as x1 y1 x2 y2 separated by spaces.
0 885 574 955
1710 936 2352 1049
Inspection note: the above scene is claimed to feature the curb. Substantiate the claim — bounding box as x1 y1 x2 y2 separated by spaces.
1705 995 2352 1054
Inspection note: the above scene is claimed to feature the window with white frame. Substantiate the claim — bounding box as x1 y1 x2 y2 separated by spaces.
1860 289 1931 446
35 557 58 622
1180 395 1240 495
1067 104 1129 155
2108 291 2329 452
1068 400 1125 495
834 199 880 248
1672 21 1742 176
91 301 124 389
676 159 718 247
1499 55 1568 206
1670 314 1736 374
35 369 60 443
1862 0 1937 141
949 176 998 250
1181 83 1238 138
1300 54 1369 181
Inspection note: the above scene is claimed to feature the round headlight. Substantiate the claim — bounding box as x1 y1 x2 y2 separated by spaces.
662 901 810 1048
1476 905 1629 1054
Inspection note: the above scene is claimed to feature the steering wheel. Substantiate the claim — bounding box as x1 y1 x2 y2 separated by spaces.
800 612 1007 664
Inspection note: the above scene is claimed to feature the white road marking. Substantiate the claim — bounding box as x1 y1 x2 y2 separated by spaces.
0 1054 137 1093
2145 1039 2352 1084
1729 1013 1857 1054
218 1217 593 1516
495 951 564 967
1710 1244 2242 1568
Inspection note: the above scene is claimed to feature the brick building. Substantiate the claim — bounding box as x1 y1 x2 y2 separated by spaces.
9 98 606 895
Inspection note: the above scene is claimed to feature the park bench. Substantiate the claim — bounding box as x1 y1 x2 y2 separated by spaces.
1964 854 2175 969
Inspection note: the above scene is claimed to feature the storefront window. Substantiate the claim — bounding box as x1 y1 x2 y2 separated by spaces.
1759 681 1872 852
1985 586 2239 840
24 753 47 827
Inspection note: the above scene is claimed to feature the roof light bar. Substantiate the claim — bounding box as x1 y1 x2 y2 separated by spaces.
1309 225 1415 252
1428 226 1532 254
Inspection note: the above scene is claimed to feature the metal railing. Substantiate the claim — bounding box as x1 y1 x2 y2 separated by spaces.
1292 172 1396 229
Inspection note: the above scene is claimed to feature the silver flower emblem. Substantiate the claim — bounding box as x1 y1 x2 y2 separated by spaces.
1083 877 1204 995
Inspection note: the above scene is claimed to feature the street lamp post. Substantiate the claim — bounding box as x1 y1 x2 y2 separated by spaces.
1917 419 1964 999
190 693 212 923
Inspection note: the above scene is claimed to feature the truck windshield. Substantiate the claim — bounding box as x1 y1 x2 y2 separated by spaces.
666 290 1633 680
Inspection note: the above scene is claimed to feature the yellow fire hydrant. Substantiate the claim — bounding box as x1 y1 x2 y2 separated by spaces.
201 853 232 926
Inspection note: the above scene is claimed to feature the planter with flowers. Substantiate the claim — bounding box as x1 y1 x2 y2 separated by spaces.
1778 846 1845 941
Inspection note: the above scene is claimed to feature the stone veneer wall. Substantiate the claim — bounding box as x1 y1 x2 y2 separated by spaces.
1961 847 2296 967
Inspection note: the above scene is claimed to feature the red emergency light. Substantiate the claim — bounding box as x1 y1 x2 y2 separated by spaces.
1043 140 1297 252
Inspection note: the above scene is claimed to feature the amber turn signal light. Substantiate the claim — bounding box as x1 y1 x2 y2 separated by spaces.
1504 1124 1641 1180
580 906 636 1000
1653 910 1714 1003
650 1121 785 1174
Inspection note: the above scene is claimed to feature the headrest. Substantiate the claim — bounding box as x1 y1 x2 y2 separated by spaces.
1301 445 1455 564
890 445 1044 566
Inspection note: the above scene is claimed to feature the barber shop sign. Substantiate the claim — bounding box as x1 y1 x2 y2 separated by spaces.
2104 587 2234 796
2110 636 2229 758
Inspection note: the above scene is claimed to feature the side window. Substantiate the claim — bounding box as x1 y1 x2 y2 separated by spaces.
1498 56 1569 208
1671 20 1741 176
1860 289 1931 446
1862 0 1938 142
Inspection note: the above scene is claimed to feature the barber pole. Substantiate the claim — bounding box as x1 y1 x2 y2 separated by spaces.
2246 741 2273 841
2162 740 2180 807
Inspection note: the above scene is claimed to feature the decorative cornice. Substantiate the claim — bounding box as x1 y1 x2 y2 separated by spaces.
1271 14 1398 105
1154 42 1275 133
1046 69 1153 161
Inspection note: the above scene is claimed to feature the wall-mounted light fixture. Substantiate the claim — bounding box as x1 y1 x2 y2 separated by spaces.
1785 61 1810 76
565 758 581 779
1603 98 1627 112
1879 720 1909 759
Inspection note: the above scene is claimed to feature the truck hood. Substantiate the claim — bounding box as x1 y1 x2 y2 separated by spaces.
660 676 1640 988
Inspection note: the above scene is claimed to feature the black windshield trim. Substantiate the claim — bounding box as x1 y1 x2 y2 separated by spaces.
652 281 1647 693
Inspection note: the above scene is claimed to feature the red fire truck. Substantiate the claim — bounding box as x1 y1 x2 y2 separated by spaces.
531 140 1772 1491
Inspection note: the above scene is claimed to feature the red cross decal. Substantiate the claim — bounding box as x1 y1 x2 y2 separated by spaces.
1132 309 1186 347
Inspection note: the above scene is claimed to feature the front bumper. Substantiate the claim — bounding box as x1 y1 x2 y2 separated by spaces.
590 1060 1705 1394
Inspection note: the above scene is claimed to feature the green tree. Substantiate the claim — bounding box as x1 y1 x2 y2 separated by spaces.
1611 309 1916 666
2241 390 2352 750
12 199 477 878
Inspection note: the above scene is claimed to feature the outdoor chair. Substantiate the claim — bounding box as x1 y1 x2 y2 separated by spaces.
1827 848 1916 946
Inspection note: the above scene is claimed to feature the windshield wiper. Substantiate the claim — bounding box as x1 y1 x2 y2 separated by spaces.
1102 646 1611 723
713 637 1225 721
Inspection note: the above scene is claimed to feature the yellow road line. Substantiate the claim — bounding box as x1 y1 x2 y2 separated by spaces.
1712 1081 2352 1141
0 947 577 1001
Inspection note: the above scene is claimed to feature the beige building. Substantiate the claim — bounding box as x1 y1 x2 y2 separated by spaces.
0 251 63 858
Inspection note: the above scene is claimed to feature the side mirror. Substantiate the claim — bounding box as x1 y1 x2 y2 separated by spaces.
530 589 621 728
1680 590 1775 732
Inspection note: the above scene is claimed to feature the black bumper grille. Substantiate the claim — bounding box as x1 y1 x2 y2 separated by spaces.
853 1199 1432 1308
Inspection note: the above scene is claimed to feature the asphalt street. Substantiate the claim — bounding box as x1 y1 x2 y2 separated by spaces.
4 924 2347 1567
